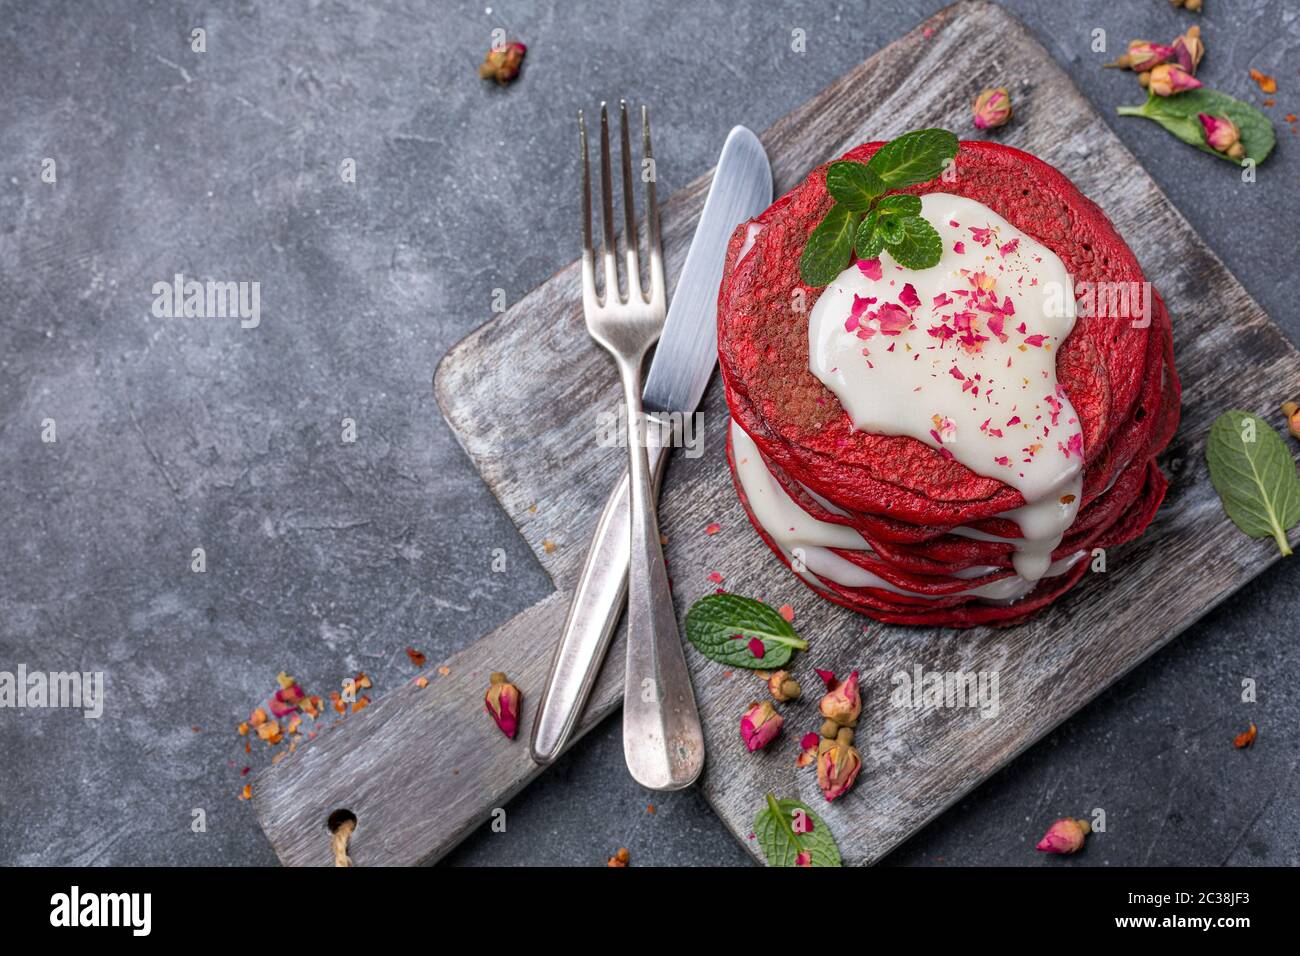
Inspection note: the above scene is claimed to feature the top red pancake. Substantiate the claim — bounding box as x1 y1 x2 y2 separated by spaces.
718 141 1155 527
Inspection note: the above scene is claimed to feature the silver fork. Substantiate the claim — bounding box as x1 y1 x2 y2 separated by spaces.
578 101 704 791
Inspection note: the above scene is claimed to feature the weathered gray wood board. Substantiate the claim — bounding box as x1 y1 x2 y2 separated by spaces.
253 1 1299 866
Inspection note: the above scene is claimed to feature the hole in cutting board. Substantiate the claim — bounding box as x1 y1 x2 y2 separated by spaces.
327 808 358 832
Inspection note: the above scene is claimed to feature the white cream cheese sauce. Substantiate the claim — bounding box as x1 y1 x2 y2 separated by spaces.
731 420 1083 603
736 221 764 264
806 194 1084 580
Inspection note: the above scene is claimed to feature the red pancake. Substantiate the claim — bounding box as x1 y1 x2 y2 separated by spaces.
719 141 1157 527
718 140 1180 627
728 426 1169 627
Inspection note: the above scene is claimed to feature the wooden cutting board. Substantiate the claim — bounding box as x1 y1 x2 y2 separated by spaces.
252 0 1300 866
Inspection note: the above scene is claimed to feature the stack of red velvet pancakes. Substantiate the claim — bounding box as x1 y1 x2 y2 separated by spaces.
717 141 1180 627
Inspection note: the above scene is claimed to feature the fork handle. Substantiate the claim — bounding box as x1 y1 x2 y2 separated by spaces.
619 372 705 791
529 431 670 766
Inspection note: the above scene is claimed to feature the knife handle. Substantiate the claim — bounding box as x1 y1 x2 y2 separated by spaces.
529 428 671 766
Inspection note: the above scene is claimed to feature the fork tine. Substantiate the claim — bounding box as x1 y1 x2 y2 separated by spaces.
618 100 642 302
641 105 665 306
598 102 619 305
578 110 596 305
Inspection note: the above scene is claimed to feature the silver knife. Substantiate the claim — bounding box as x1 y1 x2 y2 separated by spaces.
530 126 772 766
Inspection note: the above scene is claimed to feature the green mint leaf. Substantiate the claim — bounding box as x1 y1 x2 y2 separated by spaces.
1206 410 1300 556
753 795 842 867
885 215 943 270
854 211 885 260
799 204 860 287
866 128 958 188
684 593 809 669
874 194 923 218
878 215 905 245
824 161 885 211
1117 89 1275 165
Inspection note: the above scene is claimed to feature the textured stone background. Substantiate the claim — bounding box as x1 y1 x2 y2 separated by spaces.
1 0 1296 867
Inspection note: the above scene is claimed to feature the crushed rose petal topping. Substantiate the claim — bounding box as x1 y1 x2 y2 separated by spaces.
807 194 1084 536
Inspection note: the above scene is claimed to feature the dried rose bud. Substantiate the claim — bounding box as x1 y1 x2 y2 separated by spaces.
478 40 527 86
972 87 1013 130
767 670 802 702
816 737 862 802
1148 63 1202 96
1128 40 1176 73
816 669 861 727
1035 817 1092 854
1282 402 1300 441
796 731 819 768
1198 113 1244 159
1172 26 1204 75
740 701 783 752
485 672 521 739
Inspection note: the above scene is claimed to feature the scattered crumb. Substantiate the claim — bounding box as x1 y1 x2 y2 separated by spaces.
646 804 655 815
239 784 252 801
705 522 721 536
779 604 795 622
405 647 427 668
415 676 429 689
1234 723 1258 749
1263 98 1276 107
438 665 451 677
707 570 724 584
542 539 557 553
234 670 376 784
607 847 630 867
1250 68 1278 94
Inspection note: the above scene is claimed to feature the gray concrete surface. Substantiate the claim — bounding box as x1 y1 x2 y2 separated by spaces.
0 0 1296 867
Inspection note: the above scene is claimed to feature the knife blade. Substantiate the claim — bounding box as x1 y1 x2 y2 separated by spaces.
643 126 772 414
530 126 772 766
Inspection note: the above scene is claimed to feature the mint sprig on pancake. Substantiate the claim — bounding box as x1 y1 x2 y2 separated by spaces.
799 128 958 286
